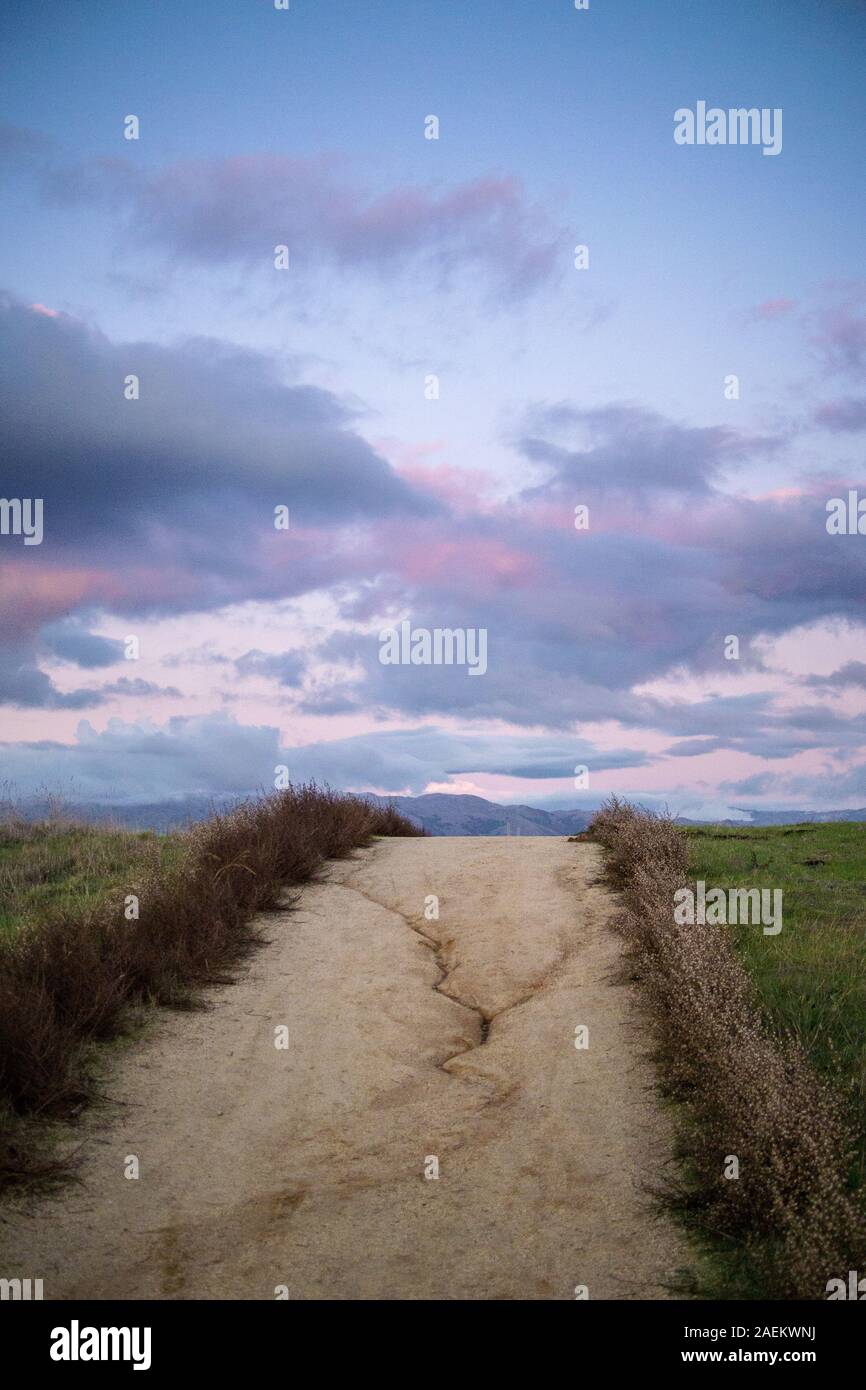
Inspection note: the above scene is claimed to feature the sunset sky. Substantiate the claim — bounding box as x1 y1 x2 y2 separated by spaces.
2 0 866 819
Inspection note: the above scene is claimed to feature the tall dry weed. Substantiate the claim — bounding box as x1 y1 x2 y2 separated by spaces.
588 797 866 1299
0 785 420 1186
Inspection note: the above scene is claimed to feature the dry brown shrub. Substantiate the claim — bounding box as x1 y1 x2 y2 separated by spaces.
588 796 866 1299
0 785 420 1185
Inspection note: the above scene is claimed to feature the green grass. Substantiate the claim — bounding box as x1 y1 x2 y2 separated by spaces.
684 821 866 1187
0 820 184 938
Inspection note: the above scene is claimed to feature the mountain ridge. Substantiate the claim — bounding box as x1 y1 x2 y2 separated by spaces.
10 792 866 835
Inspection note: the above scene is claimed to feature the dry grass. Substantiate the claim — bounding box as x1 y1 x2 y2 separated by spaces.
0 785 420 1188
0 821 179 939
588 796 866 1300
684 820 866 1173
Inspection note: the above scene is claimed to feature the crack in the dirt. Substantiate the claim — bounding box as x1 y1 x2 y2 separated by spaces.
329 868 584 1083
330 879 493 1071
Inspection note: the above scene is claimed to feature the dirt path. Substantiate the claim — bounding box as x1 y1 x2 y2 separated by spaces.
1 837 688 1300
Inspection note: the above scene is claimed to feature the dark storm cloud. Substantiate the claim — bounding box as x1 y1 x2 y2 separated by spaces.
0 293 434 545
3 295 866 771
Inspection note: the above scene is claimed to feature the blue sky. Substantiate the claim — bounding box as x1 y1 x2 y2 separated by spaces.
2 0 866 817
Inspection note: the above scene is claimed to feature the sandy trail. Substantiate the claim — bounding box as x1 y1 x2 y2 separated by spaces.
1 837 688 1300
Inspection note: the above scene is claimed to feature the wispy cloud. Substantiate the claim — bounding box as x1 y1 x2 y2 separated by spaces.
27 144 563 298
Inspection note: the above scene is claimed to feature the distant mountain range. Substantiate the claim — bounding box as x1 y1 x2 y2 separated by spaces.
365 793 592 836
24 792 593 836
13 793 866 835
728 807 866 825
367 794 866 834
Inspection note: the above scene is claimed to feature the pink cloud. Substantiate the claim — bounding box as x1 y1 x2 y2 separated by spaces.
392 533 540 590
393 460 499 516
750 297 796 321
0 563 124 639
61 151 561 295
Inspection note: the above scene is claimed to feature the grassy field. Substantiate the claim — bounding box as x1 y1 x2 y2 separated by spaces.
0 820 184 939
684 822 866 1187
590 801 866 1299
0 789 421 1187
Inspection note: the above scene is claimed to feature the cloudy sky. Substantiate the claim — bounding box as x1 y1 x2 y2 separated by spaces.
2 0 866 818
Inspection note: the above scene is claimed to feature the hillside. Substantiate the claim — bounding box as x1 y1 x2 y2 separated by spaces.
10 793 866 836
365 793 592 837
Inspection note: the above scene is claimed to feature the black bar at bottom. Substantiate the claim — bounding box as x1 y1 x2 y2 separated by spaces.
2 1297 860 1374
